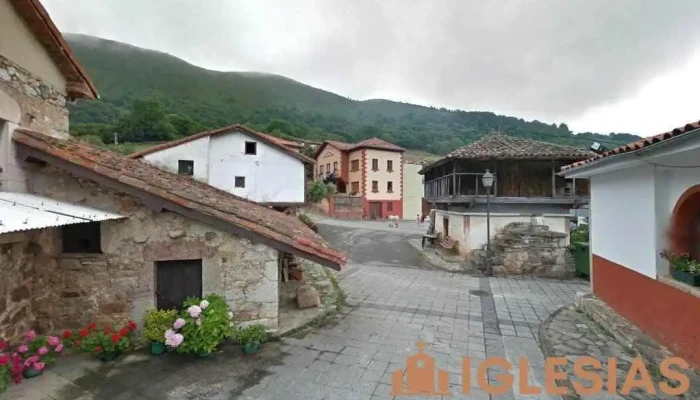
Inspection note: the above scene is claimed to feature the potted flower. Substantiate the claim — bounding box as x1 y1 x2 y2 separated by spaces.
0 339 24 393
63 321 137 361
144 309 177 355
661 251 700 286
237 324 268 354
15 330 64 379
175 294 234 357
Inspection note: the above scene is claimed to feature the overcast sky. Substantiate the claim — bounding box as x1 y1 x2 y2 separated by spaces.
44 0 700 136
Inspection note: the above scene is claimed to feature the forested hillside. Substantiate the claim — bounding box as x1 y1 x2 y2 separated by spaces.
66 34 640 155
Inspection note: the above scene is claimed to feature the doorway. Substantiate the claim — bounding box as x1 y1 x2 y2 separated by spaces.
156 259 203 310
369 202 382 219
443 217 449 238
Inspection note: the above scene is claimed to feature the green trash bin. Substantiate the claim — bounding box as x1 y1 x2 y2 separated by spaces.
571 242 590 278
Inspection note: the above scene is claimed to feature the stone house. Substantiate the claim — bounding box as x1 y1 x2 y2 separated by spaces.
561 120 700 368
128 125 316 208
0 0 345 341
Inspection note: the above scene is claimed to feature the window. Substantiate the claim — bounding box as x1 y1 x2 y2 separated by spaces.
351 181 360 194
387 181 393 193
351 160 360 172
333 161 338 172
372 181 378 192
178 160 194 176
319 165 324 175
62 222 101 253
245 141 257 155
326 163 330 173
387 202 393 212
372 159 379 171
235 176 246 188
387 160 393 172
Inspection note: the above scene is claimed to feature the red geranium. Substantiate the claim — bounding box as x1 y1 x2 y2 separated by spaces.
127 320 137 331
110 334 121 344
62 329 72 339
94 346 102 353
119 327 129 336
0 354 9 365
88 322 97 330
79 329 89 338
103 325 111 333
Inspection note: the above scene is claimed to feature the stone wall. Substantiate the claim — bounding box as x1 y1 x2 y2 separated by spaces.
475 222 574 278
0 55 69 137
23 165 281 333
0 229 56 341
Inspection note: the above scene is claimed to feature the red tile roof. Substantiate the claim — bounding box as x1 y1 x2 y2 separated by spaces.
314 138 404 158
13 129 345 270
127 124 315 164
8 0 98 99
259 133 303 149
352 138 405 152
561 120 700 172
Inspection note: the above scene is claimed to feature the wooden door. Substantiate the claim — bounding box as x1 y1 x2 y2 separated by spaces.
369 202 382 219
156 259 203 310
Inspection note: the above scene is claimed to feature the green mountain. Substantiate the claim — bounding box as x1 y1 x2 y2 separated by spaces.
65 33 640 155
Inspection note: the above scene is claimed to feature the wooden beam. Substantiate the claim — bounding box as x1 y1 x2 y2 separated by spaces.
551 160 556 197
572 178 576 197
452 163 456 196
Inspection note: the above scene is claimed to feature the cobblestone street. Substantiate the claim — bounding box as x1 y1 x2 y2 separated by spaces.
9 219 590 400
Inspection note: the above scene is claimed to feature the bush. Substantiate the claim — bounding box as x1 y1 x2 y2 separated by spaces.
570 224 588 243
62 321 137 358
78 135 105 146
175 294 235 355
144 309 178 343
306 180 336 203
237 324 268 346
298 213 318 232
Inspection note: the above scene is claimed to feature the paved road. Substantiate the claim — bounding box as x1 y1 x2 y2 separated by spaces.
11 219 589 400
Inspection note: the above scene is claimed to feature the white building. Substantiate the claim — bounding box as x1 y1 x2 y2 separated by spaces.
561 120 700 368
130 125 314 206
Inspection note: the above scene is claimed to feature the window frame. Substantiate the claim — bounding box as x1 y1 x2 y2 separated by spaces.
350 159 360 172
387 181 393 193
372 159 379 171
372 180 379 193
178 160 194 176
61 222 102 254
234 176 246 188
351 181 360 195
387 160 393 172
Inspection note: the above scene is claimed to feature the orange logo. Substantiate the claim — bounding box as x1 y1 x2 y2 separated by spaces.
391 341 450 396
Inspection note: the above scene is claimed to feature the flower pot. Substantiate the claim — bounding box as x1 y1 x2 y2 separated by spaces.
196 350 212 358
98 351 120 362
243 342 261 354
23 366 44 379
671 269 700 287
150 342 166 355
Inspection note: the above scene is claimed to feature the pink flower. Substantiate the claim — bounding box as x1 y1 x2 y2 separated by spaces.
24 330 36 342
164 329 175 340
38 346 48 356
173 318 186 330
47 336 60 346
33 362 45 371
187 305 202 318
195 318 202 326
199 300 210 309
165 333 184 348
0 355 9 365
17 345 28 353
55 344 63 353
26 355 39 364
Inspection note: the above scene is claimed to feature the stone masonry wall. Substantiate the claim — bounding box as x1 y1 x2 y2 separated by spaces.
0 229 57 341
0 55 69 137
483 222 574 278
26 166 280 333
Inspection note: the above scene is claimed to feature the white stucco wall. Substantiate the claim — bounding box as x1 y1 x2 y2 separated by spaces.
208 132 305 203
142 136 211 181
590 165 658 278
434 210 570 256
0 0 67 93
403 163 423 219
141 131 306 203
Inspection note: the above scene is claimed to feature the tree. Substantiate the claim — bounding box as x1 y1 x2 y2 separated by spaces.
307 180 335 203
168 114 205 137
117 100 176 142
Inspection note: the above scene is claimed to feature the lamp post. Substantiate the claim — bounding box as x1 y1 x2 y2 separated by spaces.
482 169 494 276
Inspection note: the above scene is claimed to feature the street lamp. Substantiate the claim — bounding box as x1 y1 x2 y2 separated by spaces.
482 169 494 276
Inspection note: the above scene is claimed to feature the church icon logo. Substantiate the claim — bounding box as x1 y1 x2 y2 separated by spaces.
391 340 451 396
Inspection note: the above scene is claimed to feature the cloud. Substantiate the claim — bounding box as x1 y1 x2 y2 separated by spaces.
43 0 700 134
